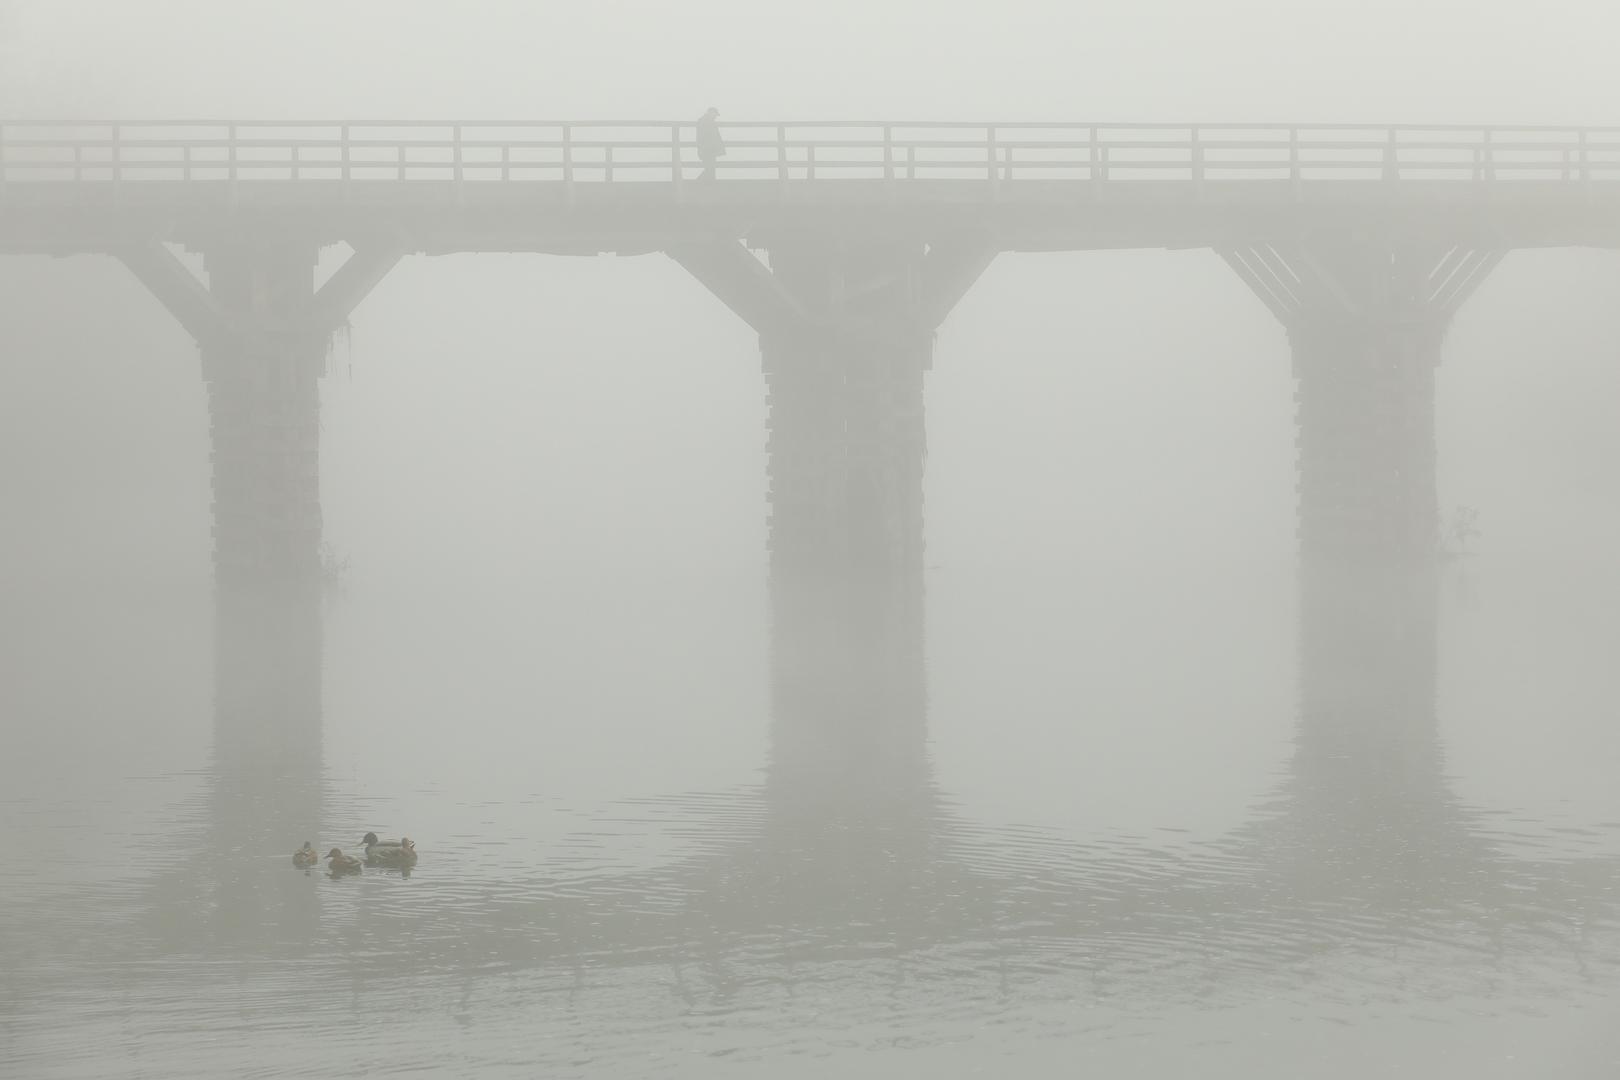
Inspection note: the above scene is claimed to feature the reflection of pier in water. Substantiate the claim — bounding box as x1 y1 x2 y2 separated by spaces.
138 589 325 951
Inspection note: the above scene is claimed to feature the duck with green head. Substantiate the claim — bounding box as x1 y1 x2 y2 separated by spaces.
361 832 418 866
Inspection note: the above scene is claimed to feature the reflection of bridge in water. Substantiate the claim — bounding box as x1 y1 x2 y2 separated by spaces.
153 564 1620 1011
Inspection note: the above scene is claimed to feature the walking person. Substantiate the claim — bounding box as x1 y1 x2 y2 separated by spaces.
695 107 725 180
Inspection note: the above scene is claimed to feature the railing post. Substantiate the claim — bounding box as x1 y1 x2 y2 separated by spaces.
808 143 816 181
883 124 894 183
184 143 192 182
73 142 81 183
1289 126 1300 196
0 124 7 196
111 124 121 182
562 123 573 189
605 145 614 183
1088 125 1099 188
671 122 683 193
1383 126 1398 182
986 126 997 186
341 123 351 184
293 144 300 182
453 124 463 183
501 144 510 183
229 123 238 184
1483 128 1495 181
397 142 406 181
777 124 788 189
1190 125 1203 193
907 144 916 181
1580 128 1592 196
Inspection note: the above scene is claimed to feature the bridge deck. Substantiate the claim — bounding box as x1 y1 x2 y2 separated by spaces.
4 121 1620 253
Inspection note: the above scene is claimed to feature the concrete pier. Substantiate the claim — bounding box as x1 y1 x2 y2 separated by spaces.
115 236 398 586
1291 320 1442 563
200 242 326 585
763 319 929 580
1222 237 1501 564
674 234 989 585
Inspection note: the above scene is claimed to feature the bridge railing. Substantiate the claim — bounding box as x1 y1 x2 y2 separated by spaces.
3 121 1619 185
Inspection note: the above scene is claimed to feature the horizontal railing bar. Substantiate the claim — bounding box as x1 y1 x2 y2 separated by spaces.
8 120 1620 137
7 122 1620 136
8 138 1618 156
12 162 1618 175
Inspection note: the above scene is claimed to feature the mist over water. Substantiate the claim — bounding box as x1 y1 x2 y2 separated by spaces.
6 2 1620 1077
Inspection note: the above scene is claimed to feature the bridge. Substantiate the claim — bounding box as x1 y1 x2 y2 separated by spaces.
6 119 1620 582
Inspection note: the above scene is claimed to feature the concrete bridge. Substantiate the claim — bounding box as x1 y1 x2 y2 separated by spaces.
5 119 1620 580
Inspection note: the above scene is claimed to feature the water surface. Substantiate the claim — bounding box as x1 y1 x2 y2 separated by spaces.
4 562 1619 1078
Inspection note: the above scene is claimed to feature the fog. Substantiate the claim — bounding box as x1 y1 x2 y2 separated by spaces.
4 2 1620 1077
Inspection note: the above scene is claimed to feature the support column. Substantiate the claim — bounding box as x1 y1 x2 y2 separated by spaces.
763 321 929 582
755 238 933 584
202 241 325 586
671 230 992 588
1222 236 1502 566
1291 319 1442 562
117 236 402 587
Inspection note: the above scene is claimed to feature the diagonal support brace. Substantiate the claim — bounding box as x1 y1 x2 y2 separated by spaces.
668 238 809 337
310 246 404 338
916 238 997 331
119 239 404 347
116 240 232 344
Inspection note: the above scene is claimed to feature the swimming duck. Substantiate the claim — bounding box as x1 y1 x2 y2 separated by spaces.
326 848 364 875
292 841 319 868
361 832 419 866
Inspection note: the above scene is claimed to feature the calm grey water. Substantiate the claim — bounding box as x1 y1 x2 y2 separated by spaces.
4 561 1619 1078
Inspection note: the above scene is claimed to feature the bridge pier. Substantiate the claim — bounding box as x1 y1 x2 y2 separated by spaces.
117 236 400 587
763 324 929 580
672 233 992 585
199 242 326 585
1290 320 1442 562
1222 236 1501 565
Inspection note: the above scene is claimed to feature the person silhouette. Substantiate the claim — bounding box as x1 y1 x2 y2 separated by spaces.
695 107 725 180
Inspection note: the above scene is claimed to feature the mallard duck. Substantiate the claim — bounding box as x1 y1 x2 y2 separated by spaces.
292 841 319 868
361 832 419 866
326 848 364 875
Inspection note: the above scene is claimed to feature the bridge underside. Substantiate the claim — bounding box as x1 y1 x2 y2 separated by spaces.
4 181 1620 256
1 177 1544 586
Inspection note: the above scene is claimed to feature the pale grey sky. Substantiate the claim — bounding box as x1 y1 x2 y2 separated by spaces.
5 0 1619 123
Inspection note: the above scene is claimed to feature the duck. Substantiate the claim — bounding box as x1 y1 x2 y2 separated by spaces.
361 832 419 866
325 848 364 875
292 841 320 868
